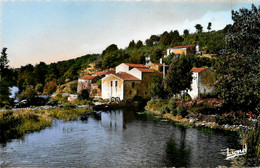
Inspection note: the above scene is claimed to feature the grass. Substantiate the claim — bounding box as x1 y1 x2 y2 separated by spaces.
0 108 92 143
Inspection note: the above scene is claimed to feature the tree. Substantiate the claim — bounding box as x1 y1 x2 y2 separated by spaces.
215 4 260 113
128 40 136 49
35 84 43 94
164 56 193 97
207 22 212 32
145 39 153 47
150 35 160 44
0 48 11 107
195 24 203 33
150 73 166 99
102 44 118 56
18 86 37 105
183 29 189 37
160 31 171 45
135 40 143 48
150 49 164 63
43 81 57 95
170 30 184 46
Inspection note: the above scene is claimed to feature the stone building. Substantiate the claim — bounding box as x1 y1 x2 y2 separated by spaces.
77 75 101 94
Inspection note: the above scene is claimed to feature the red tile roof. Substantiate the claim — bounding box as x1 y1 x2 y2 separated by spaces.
93 70 115 76
172 44 195 49
114 72 141 81
79 75 96 80
123 63 146 68
135 67 158 73
150 63 169 67
191 67 208 73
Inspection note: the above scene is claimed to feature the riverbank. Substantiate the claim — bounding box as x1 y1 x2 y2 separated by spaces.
145 106 255 132
0 108 92 143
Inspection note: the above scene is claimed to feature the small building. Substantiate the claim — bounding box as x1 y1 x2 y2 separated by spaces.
93 70 115 77
115 63 146 74
167 44 195 56
146 62 169 73
101 72 141 100
77 75 101 94
187 67 216 99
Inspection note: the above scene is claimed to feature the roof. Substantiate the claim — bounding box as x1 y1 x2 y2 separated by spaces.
171 44 195 49
190 67 208 73
123 63 146 68
135 67 158 73
114 72 141 81
93 70 115 76
79 75 96 80
150 63 169 67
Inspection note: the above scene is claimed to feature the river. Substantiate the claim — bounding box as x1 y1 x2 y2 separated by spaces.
0 108 240 167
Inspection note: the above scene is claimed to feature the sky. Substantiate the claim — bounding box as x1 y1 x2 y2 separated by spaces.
0 0 259 68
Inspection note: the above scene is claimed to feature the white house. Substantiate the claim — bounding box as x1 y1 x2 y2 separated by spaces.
115 63 146 74
187 67 216 99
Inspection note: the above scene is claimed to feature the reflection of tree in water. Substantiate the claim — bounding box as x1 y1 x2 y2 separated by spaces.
165 128 190 167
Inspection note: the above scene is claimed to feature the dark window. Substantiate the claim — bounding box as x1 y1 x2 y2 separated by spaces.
115 81 118 87
111 81 113 87
132 82 135 88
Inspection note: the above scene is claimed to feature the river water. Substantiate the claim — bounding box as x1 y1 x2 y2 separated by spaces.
0 108 240 167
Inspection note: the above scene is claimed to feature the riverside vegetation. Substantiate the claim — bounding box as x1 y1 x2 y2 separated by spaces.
0 108 92 143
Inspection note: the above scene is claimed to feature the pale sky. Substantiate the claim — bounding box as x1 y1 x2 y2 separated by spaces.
0 0 259 68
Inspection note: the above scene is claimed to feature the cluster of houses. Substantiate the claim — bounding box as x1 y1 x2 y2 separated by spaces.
77 44 215 101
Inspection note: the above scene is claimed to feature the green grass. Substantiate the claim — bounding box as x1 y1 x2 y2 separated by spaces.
48 108 92 121
0 108 92 143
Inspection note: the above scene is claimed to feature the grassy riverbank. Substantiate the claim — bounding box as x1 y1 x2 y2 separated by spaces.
0 108 92 143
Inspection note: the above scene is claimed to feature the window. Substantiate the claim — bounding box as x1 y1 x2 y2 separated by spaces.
115 81 118 87
132 82 135 88
111 81 113 87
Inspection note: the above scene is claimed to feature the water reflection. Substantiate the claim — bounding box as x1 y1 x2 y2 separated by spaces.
0 109 239 167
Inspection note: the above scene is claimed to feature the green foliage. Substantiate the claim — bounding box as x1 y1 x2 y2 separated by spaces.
43 81 57 95
78 89 90 100
135 40 143 48
164 56 193 95
246 118 260 165
195 24 203 33
18 86 37 103
146 99 168 111
0 112 52 143
176 105 188 117
69 82 78 94
160 105 171 114
0 77 11 107
150 73 166 99
48 109 91 121
160 31 171 45
35 83 43 93
150 49 164 62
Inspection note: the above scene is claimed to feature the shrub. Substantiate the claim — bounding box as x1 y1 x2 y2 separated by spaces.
176 105 188 117
161 106 171 114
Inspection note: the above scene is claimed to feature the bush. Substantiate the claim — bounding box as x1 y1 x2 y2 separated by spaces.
78 89 90 100
161 106 171 114
176 105 188 117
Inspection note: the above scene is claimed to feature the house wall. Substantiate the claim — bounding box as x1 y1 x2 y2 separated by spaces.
188 73 199 99
198 69 215 96
102 75 124 100
129 68 142 80
187 69 216 99
139 73 154 99
173 48 187 55
146 64 159 71
77 79 92 94
90 84 102 98
116 64 129 73
123 81 142 100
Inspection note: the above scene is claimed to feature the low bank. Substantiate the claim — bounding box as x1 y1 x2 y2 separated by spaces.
0 108 92 143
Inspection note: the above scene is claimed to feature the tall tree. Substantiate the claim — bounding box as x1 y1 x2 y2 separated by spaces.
215 4 260 112
160 31 171 45
145 39 153 47
128 40 136 49
0 48 11 107
183 29 189 37
135 40 143 48
150 49 164 63
195 24 203 33
150 35 160 44
164 56 192 97
207 22 212 32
